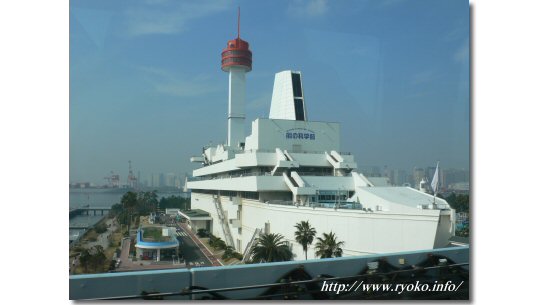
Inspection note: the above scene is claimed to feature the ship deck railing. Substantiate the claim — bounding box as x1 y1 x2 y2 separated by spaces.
232 149 354 156
191 171 344 181
265 200 363 210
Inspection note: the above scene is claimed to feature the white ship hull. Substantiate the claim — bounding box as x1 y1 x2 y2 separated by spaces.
190 191 454 259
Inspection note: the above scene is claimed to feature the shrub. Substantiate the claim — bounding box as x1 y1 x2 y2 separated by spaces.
197 228 209 238
222 246 244 261
214 239 227 250
222 246 235 260
208 236 227 250
232 252 243 260
109 259 117 271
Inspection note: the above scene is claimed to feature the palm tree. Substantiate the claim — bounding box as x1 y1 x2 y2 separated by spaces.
314 231 344 258
294 221 317 260
251 233 293 263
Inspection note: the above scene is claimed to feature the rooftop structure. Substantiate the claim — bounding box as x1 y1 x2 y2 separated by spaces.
135 226 180 262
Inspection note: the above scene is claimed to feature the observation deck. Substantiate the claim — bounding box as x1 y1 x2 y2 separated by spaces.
221 38 252 72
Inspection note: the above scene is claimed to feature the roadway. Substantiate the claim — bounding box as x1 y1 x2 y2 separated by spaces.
176 226 213 268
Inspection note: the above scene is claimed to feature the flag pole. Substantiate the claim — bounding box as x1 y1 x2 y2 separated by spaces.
431 161 439 206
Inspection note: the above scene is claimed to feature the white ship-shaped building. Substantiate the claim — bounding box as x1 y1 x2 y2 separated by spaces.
186 18 455 261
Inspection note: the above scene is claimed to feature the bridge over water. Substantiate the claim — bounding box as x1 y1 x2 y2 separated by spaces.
69 205 112 218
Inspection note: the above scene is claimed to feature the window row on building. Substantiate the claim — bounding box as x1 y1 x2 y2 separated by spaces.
222 57 252 65
191 189 260 200
222 50 252 58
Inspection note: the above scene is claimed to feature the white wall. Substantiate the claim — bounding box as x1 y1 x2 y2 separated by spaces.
269 71 296 120
245 119 340 153
235 152 277 167
188 176 287 192
191 192 244 252
227 66 246 147
240 199 441 260
434 211 455 248
302 176 355 190
193 191 448 261
192 159 240 177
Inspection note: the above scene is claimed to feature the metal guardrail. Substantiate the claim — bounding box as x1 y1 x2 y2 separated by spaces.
70 246 469 300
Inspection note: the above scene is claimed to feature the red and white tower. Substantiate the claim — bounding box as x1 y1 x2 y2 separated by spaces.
221 7 252 148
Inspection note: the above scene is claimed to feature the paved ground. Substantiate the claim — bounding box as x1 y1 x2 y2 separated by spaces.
84 218 118 250
177 223 222 267
176 225 214 268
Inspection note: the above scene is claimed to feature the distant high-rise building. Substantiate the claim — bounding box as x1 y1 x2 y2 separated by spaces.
361 165 382 177
175 176 181 189
413 167 425 189
441 168 469 190
146 174 153 188
425 166 437 182
149 173 160 188
389 169 409 186
159 173 165 188
165 173 177 187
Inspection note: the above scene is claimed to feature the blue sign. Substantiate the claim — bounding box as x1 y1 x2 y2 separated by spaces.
285 128 315 140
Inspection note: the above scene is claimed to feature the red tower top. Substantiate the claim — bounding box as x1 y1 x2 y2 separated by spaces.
221 7 252 72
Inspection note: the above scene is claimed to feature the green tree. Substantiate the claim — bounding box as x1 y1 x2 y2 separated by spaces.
109 203 123 217
121 191 138 232
117 211 130 226
137 190 158 215
78 245 107 273
78 248 91 272
159 195 190 210
445 192 470 213
251 233 293 263
89 245 106 271
294 220 317 260
314 231 344 258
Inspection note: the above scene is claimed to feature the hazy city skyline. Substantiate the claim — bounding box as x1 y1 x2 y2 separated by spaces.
70 0 469 184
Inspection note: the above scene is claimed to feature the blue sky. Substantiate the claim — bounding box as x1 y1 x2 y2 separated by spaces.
70 0 469 184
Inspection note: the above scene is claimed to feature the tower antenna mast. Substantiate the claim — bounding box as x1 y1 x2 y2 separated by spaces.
237 7 240 38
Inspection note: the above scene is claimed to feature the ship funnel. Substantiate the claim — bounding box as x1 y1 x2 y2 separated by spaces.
269 71 307 121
